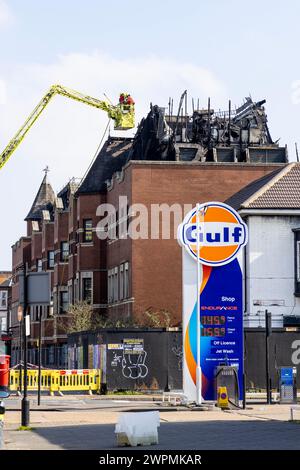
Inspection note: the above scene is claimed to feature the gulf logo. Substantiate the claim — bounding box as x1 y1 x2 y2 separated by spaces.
178 201 248 266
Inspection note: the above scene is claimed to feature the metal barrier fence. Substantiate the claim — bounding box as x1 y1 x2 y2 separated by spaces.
9 369 102 395
11 345 68 370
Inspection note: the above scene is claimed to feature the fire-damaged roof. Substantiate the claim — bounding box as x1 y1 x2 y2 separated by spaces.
226 163 300 210
25 174 56 221
57 178 81 210
78 94 287 196
77 137 133 194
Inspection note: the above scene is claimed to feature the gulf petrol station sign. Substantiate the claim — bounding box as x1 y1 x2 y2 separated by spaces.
178 201 248 402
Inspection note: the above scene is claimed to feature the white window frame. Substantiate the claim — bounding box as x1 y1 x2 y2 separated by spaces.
108 269 113 303
68 281 73 306
297 241 300 282
113 267 118 302
124 262 129 299
120 264 124 300
81 272 93 304
0 291 8 310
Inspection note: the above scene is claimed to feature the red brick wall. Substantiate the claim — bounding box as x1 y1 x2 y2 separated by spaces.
68 195 78 281
108 162 284 325
76 193 107 308
54 211 69 287
106 168 133 318
31 232 42 271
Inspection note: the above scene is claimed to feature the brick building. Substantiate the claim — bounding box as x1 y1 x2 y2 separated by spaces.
9 97 288 365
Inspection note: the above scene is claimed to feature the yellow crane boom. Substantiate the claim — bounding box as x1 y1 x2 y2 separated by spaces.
0 84 135 170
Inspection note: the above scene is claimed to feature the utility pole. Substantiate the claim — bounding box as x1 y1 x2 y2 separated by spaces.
37 309 42 406
18 311 23 395
265 310 272 405
21 265 30 427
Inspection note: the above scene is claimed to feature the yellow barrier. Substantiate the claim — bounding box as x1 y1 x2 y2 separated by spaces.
50 369 101 395
9 369 102 395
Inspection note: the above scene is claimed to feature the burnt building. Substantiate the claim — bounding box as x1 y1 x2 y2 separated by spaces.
9 95 287 366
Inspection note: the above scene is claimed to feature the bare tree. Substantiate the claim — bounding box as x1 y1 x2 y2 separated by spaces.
58 302 173 334
58 301 95 334
143 307 172 328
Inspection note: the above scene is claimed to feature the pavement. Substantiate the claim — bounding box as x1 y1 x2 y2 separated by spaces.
2 395 300 450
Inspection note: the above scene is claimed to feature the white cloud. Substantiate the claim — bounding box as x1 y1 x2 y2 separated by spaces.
0 0 13 27
0 52 227 268
1 51 227 173
0 79 6 104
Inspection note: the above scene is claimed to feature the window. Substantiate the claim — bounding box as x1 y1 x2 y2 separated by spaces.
120 264 124 300
60 242 69 262
74 279 79 303
124 262 130 299
115 210 119 239
113 267 119 302
82 278 92 303
108 266 127 303
0 291 8 310
119 204 128 239
108 270 115 303
68 283 73 306
83 219 93 243
108 270 113 303
108 212 119 240
47 250 54 269
59 291 68 314
37 259 42 272
127 204 130 234
0 316 6 332
294 231 300 296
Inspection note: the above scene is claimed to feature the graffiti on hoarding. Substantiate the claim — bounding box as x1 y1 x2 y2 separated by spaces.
172 345 183 371
108 338 149 379
122 350 148 379
111 353 122 367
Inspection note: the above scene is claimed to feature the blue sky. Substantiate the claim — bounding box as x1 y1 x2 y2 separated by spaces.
0 0 300 268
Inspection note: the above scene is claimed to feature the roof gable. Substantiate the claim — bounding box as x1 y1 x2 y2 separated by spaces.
225 164 300 210
77 137 132 195
25 174 56 221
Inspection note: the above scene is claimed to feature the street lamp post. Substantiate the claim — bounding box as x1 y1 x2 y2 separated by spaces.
265 309 272 405
17 306 23 395
37 308 42 406
21 265 30 427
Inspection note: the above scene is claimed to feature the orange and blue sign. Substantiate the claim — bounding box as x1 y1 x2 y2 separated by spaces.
179 201 248 267
178 202 248 401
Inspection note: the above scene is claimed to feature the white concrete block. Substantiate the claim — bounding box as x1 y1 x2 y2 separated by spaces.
115 411 160 447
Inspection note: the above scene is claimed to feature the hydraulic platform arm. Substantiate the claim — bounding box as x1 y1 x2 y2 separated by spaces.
0 84 135 170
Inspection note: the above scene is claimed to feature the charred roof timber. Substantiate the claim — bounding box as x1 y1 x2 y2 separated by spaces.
130 94 288 164
76 94 288 196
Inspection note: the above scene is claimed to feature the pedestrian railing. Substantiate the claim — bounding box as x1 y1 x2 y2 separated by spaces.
9 369 102 395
